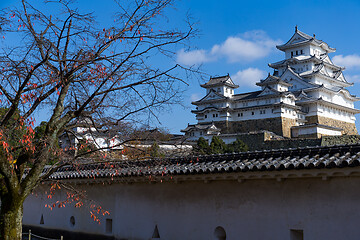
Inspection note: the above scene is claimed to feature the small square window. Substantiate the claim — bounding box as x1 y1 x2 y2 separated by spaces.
106 219 112 234
290 229 303 240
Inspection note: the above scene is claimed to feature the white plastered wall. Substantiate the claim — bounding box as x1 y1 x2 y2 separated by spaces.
23 174 360 240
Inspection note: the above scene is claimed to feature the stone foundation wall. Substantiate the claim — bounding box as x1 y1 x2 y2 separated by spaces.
321 135 360 146
305 115 358 135
281 118 297 138
207 117 296 138
236 134 360 151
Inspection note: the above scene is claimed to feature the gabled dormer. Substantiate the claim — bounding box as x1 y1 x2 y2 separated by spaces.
191 89 228 106
200 75 239 98
256 73 292 92
277 26 335 59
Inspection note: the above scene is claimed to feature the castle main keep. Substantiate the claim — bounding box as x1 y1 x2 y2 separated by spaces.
182 28 360 140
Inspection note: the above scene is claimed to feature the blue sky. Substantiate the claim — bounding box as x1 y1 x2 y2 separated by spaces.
166 0 360 133
2 0 360 134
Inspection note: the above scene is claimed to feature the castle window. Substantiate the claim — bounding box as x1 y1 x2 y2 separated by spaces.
290 229 303 240
40 214 44 225
300 49 303 54
225 88 228 93
291 51 294 57
214 226 226 240
70 216 75 227
106 219 113 234
296 50 298 55
205 115 207 119
238 112 243 117
252 111 254 115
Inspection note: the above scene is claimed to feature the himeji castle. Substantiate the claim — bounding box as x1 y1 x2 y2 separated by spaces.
182 27 360 141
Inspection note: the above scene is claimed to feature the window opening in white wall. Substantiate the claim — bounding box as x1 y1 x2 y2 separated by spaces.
290 229 304 240
106 219 113 233
214 226 226 240
152 225 160 239
70 216 75 227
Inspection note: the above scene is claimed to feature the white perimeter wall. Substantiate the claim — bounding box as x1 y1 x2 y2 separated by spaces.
23 174 360 240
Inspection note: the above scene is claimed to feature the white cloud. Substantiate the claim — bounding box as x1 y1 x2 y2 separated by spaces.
176 49 211 66
176 30 280 65
190 93 201 102
211 30 281 62
232 68 267 88
333 54 360 69
344 74 360 83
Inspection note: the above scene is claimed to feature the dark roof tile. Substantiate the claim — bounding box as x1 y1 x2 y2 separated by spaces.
45 143 360 180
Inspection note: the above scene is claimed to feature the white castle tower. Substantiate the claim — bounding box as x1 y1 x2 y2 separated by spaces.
182 27 359 140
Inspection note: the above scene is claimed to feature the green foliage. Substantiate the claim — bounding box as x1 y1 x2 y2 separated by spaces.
0 108 26 147
195 137 210 155
225 138 249 153
34 121 47 140
209 136 227 154
149 142 164 158
194 136 248 155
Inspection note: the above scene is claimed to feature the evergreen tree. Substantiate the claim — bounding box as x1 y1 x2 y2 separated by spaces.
149 142 164 158
226 138 249 153
194 136 248 155
195 137 210 155
210 136 227 154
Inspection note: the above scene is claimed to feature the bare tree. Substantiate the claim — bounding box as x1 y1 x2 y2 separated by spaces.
0 0 195 239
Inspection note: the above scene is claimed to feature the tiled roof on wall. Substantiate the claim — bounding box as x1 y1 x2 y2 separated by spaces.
47 144 360 180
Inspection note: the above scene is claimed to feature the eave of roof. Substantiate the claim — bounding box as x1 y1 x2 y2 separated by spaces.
296 98 360 114
301 71 352 87
276 29 335 53
291 123 343 131
46 143 360 181
200 75 239 88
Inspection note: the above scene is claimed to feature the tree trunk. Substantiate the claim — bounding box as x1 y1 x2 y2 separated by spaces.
0 195 24 240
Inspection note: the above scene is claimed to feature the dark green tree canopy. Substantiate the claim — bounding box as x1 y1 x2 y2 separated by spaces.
193 136 248 155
